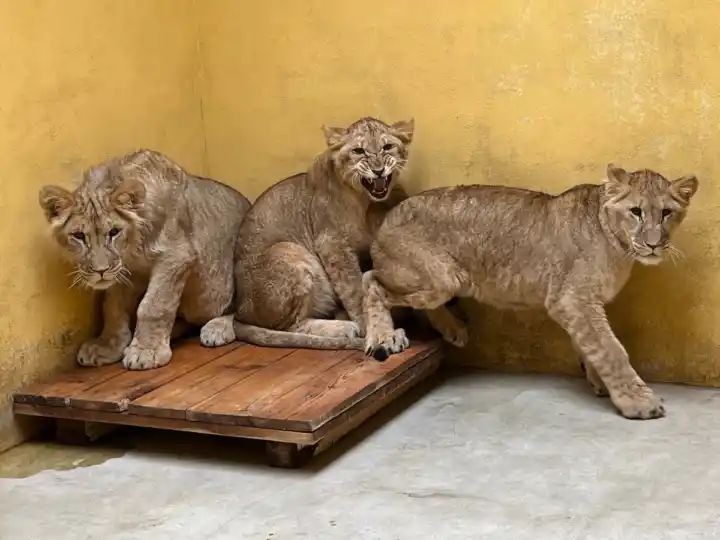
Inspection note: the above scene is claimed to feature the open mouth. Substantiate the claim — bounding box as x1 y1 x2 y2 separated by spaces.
361 174 392 199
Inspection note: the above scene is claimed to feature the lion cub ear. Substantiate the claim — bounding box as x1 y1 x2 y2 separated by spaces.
111 178 146 212
604 163 630 199
391 118 414 144
606 163 630 184
39 185 74 224
671 175 699 204
322 126 348 148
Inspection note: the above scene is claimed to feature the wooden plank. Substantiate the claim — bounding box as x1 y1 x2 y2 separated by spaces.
14 364 126 407
13 402 316 445
252 353 367 427
313 349 443 447
68 341 241 412
259 341 441 431
187 348 354 426
128 345 296 419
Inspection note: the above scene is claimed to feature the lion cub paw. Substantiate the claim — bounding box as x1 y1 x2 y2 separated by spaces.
441 323 468 348
122 342 172 370
200 316 236 347
77 338 126 367
364 328 409 362
612 383 665 420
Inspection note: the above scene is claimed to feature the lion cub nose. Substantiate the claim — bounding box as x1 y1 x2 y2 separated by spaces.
94 265 110 276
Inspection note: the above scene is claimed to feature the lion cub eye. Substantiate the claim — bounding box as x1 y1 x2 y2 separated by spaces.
351 147 366 156
71 231 85 242
108 227 121 238
630 207 642 217
382 143 394 151
661 209 672 218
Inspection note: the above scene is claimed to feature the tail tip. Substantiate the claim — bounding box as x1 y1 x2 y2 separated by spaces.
371 347 390 362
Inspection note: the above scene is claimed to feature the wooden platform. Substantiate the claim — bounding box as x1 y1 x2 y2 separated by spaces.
13 339 442 466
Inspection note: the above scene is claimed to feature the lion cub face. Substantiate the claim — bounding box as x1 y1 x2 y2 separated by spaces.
603 164 698 265
323 117 414 201
39 167 146 289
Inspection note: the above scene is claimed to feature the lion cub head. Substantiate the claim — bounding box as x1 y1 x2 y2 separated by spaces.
323 117 414 201
39 164 146 290
603 164 698 265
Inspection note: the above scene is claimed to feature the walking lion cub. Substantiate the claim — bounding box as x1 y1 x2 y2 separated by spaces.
39 150 250 370
363 165 698 419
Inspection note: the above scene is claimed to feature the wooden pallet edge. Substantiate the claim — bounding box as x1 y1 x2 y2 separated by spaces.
313 349 443 448
303 343 442 432
12 402 316 445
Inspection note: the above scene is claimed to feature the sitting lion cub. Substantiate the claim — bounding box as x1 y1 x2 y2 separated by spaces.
203 117 413 349
364 165 698 419
39 150 250 370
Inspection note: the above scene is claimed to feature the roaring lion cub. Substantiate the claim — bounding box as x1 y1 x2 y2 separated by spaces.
364 165 698 419
39 150 250 370
203 117 413 349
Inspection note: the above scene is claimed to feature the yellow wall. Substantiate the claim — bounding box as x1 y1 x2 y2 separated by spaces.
0 0 205 451
4 0 720 451
199 0 720 385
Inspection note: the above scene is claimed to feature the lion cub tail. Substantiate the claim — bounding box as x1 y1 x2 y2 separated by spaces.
232 321 364 350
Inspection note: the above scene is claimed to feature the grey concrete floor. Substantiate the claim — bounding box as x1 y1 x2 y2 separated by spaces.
2 370 720 539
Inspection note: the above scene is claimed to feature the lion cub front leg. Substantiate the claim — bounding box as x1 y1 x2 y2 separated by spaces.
578 354 609 397
123 255 191 370
549 299 664 419
316 238 366 335
362 272 409 361
77 285 138 367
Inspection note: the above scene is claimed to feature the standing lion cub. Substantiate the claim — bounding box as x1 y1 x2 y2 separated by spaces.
364 165 698 419
39 150 250 370
203 117 413 349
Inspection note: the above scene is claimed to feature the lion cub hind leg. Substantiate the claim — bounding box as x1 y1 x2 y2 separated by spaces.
234 242 362 350
363 272 461 360
364 241 468 360
426 306 468 348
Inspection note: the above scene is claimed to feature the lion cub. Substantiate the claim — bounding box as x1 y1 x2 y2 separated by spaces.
39 150 250 370
364 165 698 419
204 117 413 349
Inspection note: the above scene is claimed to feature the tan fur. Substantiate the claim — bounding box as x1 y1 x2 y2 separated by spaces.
364 165 698 419
204 117 413 349
39 150 250 370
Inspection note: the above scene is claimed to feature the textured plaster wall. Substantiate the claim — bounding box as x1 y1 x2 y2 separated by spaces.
199 0 720 385
0 0 205 451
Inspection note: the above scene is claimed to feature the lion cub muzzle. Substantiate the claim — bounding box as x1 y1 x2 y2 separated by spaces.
361 172 393 200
